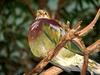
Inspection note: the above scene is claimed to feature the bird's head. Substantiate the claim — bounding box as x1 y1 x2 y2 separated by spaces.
36 10 50 20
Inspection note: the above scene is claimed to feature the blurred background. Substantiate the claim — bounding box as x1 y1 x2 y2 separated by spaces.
0 0 100 75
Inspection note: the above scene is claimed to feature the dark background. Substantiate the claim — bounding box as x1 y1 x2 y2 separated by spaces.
0 0 100 75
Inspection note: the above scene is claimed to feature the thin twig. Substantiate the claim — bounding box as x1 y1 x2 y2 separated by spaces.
57 21 71 31
73 37 86 51
73 20 82 31
87 40 100 54
76 8 100 36
72 38 87 75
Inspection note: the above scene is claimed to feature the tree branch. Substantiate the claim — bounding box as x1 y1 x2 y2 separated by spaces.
87 40 100 54
76 8 100 37
40 66 63 75
81 53 89 75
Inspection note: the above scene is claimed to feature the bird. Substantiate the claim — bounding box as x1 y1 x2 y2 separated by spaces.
28 9 100 74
